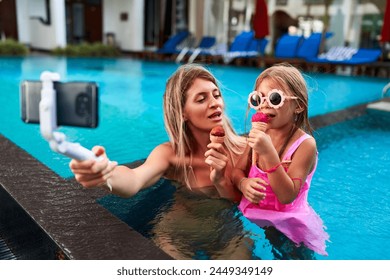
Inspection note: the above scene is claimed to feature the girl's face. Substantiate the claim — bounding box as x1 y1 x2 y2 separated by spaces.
255 78 298 127
183 78 224 133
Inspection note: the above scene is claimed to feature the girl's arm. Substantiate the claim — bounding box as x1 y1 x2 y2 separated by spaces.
263 137 317 204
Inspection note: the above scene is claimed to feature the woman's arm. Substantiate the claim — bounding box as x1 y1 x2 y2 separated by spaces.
70 143 173 198
231 144 251 188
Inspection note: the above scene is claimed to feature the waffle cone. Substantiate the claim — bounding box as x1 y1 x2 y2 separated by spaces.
251 121 268 166
210 135 225 144
252 122 267 132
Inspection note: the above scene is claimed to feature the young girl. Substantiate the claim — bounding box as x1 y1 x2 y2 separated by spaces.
232 63 329 256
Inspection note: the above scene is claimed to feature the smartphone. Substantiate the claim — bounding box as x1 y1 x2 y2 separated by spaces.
20 80 98 128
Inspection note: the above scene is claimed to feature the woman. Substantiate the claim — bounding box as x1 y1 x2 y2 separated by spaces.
70 64 255 259
70 64 246 201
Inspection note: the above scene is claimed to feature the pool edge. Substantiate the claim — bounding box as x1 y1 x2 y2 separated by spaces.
0 134 172 260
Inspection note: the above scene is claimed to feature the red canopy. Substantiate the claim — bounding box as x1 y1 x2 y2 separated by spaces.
381 0 390 42
253 0 269 38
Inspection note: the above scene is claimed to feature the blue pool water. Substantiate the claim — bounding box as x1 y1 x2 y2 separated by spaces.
312 112 390 260
0 56 389 259
0 56 387 178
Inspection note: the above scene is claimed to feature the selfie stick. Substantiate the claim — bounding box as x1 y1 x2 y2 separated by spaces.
39 71 98 161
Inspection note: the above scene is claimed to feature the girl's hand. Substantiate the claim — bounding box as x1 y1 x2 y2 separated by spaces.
240 177 267 204
69 146 117 188
205 142 228 184
247 128 273 156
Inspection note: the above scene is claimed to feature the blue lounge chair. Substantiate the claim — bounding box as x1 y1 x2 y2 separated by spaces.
222 31 263 64
296 32 333 59
274 32 333 59
190 31 255 64
274 34 303 58
263 32 333 69
228 31 255 52
346 49 382 64
156 30 190 55
176 36 216 63
223 37 269 65
248 37 269 55
307 47 382 65
305 47 382 75
188 36 216 63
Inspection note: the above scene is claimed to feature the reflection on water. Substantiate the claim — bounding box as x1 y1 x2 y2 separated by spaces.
148 184 253 260
98 179 316 260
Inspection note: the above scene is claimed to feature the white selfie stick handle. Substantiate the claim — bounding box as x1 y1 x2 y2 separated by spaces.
39 71 98 161
39 71 59 141
50 132 98 161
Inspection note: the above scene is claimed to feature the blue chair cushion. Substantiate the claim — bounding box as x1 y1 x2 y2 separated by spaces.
275 34 302 58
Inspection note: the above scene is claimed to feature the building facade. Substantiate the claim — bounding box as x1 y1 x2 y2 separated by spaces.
0 0 385 53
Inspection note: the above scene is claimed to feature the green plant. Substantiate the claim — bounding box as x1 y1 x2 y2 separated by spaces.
52 42 120 57
0 39 28 56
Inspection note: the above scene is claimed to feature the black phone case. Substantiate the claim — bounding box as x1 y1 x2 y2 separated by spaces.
20 81 98 128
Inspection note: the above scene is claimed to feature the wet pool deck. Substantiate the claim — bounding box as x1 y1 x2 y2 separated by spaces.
0 99 388 260
0 134 171 260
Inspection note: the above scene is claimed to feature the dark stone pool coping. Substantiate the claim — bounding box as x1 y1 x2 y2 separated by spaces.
0 101 383 260
0 134 171 260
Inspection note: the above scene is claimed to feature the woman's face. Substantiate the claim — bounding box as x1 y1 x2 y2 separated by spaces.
183 78 224 133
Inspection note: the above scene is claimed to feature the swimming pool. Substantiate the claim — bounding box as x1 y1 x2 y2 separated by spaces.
0 56 387 178
0 56 389 259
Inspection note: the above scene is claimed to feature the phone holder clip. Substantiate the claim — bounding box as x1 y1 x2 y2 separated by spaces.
39 71 97 161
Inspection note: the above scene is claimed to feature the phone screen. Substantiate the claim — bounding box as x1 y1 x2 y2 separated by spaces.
20 81 98 128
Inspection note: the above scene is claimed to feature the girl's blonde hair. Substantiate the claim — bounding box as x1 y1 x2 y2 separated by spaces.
163 64 245 187
254 63 313 135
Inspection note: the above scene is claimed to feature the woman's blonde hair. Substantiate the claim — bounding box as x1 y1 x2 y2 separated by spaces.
163 64 245 187
254 63 313 135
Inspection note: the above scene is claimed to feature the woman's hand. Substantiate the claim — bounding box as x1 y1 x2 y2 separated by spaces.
69 146 117 188
204 142 241 200
204 142 228 184
240 177 267 204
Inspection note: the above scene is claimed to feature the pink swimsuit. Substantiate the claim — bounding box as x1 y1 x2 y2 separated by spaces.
239 134 329 256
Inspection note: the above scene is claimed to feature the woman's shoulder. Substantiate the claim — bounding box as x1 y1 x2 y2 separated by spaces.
152 142 190 165
152 142 175 157
144 142 177 173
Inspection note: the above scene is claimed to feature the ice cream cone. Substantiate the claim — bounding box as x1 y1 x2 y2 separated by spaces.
210 135 225 143
210 126 225 144
209 126 226 171
251 112 269 166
